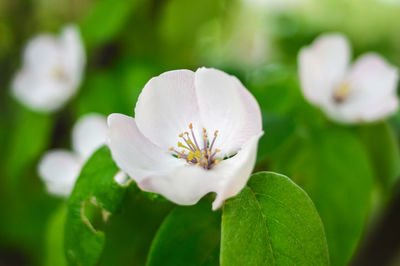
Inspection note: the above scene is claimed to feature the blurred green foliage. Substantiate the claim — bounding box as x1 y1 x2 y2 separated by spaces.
1 0 400 265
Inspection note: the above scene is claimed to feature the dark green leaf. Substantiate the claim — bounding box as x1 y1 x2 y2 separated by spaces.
257 112 296 160
358 122 400 195
221 171 329 266
64 146 127 266
99 185 174 266
272 128 373 266
147 200 221 266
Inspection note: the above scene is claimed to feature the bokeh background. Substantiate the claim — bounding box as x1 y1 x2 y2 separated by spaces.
2 0 400 265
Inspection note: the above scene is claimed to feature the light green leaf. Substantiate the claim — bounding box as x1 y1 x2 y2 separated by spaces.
80 0 142 48
358 122 400 195
147 199 221 266
221 171 329 266
45 204 68 266
247 64 301 115
64 146 127 266
272 128 373 266
4 106 52 182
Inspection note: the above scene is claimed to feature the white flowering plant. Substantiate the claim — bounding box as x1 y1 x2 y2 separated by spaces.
1 0 400 266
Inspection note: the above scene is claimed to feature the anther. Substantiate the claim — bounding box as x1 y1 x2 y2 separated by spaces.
168 147 174 151
214 130 219 136
179 133 183 138
189 123 193 129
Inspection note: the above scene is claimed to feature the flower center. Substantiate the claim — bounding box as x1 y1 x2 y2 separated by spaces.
52 65 68 81
333 82 351 104
169 123 221 170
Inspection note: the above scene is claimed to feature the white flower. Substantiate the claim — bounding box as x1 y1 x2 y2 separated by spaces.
107 67 263 210
12 24 85 113
38 114 127 196
298 33 399 124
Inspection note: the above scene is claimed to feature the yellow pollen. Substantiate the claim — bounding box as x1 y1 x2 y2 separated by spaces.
203 128 207 133
203 135 208 139
189 123 193 129
179 133 183 138
168 147 174 151
215 149 221 153
187 152 195 161
184 132 189 135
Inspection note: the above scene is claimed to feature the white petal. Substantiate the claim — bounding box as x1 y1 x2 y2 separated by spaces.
72 113 108 159
107 113 183 182
11 70 72 112
38 150 82 197
23 34 62 74
134 70 203 150
298 33 351 105
59 25 85 87
194 67 262 156
138 164 222 206
329 53 399 123
211 132 263 210
346 53 398 120
138 132 263 210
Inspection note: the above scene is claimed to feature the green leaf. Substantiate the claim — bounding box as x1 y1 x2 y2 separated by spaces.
80 0 142 48
257 112 296 160
3 106 52 182
99 186 174 266
247 64 301 115
64 146 127 266
221 171 329 266
358 122 400 195
147 199 221 266
272 128 373 266
45 204 68 266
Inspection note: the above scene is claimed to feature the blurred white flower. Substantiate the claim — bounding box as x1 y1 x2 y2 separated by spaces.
38 114 127 197
298 33 399 123
12 24 85 113
107 67 263 210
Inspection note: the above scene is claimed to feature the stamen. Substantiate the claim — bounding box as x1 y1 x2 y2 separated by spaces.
209 131 218 151
170 123 222 169
189 126 201 151
180 134 196 151
178 142 191 151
